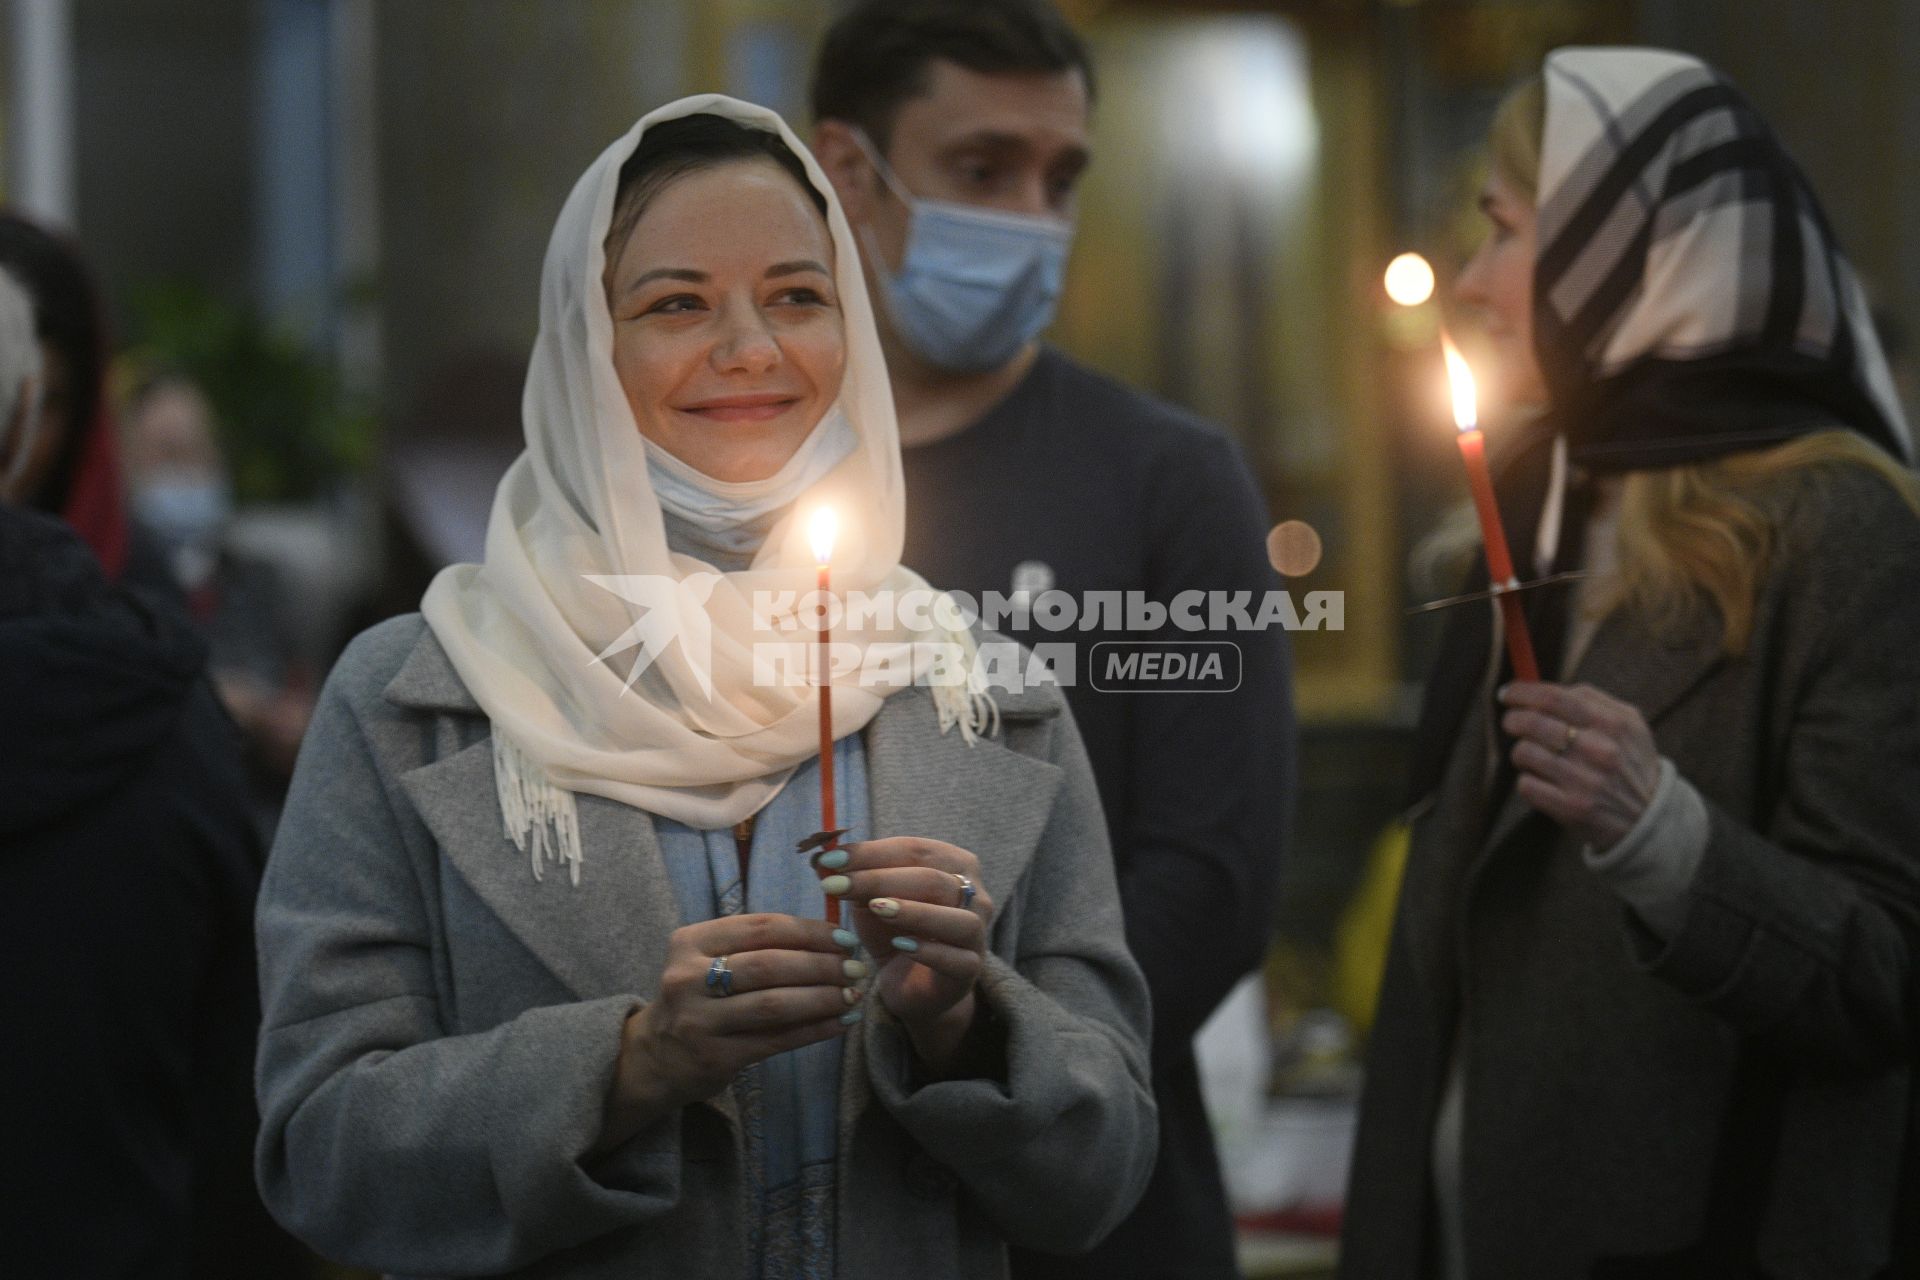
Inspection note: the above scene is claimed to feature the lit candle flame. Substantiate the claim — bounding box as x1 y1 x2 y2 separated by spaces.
1441 332 1478 432
808 506 838 565
1384 252 1436 307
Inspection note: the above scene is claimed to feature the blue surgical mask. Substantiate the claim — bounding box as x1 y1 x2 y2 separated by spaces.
852 129 1074 374
134 476 232 588
135 476 231 550
645 405 858 560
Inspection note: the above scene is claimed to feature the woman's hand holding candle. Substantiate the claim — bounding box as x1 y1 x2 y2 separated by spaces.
1499 681 1661 848
600 914 865 1150
815 836 994 1073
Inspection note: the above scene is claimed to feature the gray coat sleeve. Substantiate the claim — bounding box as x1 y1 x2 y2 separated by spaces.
863 697 1158 1253
1629 474 1920 1074
254 641 678 1274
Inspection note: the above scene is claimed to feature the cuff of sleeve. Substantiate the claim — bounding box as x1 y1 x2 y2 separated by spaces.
1623 800 1827 1012
865 956 1156 1253
867 965 1019 1125
1582 757 1708 937
866 954 1118 1158
493 995 686 1226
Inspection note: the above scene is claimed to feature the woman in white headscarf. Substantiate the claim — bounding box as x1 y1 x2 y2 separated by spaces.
1344 49 1920 1279
254 96 1154 1280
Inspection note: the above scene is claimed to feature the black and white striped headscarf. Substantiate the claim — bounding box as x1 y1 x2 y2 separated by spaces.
1535 46 1912 468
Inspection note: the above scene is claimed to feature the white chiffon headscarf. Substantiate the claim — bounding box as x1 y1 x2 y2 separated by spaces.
422 95 992 882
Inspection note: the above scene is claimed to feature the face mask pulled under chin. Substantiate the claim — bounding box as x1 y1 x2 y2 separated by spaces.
852 130 1074 374
645 405 858 555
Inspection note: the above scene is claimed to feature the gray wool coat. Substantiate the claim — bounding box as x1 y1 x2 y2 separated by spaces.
254 614 1157 1279
1342 465 1920 1280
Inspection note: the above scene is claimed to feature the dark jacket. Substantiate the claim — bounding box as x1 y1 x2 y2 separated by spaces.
0 505 282 1278
1342 465 1920 1280
902 348 1296 1280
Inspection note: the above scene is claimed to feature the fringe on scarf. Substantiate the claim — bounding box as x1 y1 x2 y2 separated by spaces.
927 597 1001 746
492 733 584 886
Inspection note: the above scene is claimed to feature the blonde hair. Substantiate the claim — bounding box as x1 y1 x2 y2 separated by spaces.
1426 79 1920 658
1607 431 1918 653
1489 74 1546 196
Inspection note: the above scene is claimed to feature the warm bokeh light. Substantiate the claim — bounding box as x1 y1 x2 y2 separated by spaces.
1441 332 1478 431
1384 252 1436 307
1266 520 1324 577
807 507 838 565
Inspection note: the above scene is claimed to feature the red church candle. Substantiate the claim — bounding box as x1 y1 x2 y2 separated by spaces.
808 508 841 923
1443 336 1541 683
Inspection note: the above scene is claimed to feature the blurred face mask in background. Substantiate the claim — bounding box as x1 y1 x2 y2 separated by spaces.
134 475 231 586
852 129 1074 374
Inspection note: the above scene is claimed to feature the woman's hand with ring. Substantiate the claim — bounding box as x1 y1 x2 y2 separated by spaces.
821 837 993 1069
602 913 863 1148
1499 681 1662 849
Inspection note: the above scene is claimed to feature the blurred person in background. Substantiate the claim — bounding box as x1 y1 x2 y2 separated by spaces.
0 266 300 1276
253 97 1155 1279
1344 49 1920 1279
0 210 176 599
121 371 315 807
809 4 1296 1277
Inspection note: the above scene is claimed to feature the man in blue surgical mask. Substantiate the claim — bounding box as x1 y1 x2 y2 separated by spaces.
813 4 1295 1278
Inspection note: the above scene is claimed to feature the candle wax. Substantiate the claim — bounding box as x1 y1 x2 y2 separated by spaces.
1455 429 1541 682
817 563 839 923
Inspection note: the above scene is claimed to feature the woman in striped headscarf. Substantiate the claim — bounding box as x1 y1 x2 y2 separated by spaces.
1344 48 1919 1279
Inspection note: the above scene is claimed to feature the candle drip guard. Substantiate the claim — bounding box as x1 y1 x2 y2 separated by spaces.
1406 570 1591 616
796 828 852 855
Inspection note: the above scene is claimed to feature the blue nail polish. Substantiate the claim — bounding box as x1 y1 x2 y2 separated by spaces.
839 1008 864 1025
832 928 859 950
820 874 851 896
890 936 921 953
816 849 850 870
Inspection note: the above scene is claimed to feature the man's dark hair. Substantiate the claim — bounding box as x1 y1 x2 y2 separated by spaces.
810 0 1095 150
605 114 827 275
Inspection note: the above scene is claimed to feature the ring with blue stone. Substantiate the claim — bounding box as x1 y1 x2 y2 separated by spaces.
954 874 977 910
705 955 735 997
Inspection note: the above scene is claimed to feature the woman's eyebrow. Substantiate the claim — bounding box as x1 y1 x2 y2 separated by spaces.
624 263 826 295
625 266 706 295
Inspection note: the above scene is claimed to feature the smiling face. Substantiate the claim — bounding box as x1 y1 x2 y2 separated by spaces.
1456 169 1548 410
605 157 846 483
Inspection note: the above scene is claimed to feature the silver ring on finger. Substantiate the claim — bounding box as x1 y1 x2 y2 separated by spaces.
705 955 735 997
954 873 976 909
1555 723 1580 756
